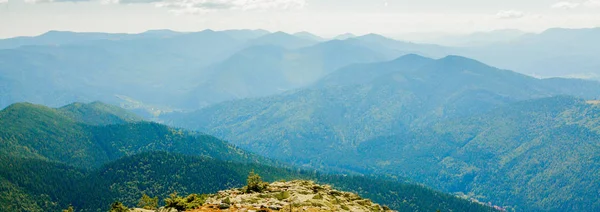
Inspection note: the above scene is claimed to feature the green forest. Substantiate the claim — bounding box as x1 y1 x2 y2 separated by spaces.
0 102 495 211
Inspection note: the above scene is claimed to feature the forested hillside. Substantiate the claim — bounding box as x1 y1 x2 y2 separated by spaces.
163 55 600 211
0 152 495 212
0 102 265 168
0 101 496 211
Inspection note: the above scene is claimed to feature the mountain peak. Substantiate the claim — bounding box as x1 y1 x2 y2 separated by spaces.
293 31 324 41
392 54 432 63
437 55 489 66
356 33 394 41
333 33 356 40
142 29 179 35
1 102 45 112
59 101 142 125
41 30 72 35
200 29 216 33
271 31 292 36
183 180 395 212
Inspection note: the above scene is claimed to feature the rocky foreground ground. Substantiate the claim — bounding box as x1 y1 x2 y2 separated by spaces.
132 180 395 212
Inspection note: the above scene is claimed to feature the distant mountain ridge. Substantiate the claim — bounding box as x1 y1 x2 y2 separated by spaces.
1 28 599 112
163 54 600 211
183 39 390 108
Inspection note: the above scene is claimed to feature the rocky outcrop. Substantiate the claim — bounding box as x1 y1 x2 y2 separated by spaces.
131 180 395 211
202 180 395 211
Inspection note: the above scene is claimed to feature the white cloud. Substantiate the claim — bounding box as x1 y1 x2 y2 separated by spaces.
496 10 525 19
583 0 600 7
24 0 306 11
24 0 90 3
552 1 581 9
152 0 305 14
551 0 600 9
0 0 7 4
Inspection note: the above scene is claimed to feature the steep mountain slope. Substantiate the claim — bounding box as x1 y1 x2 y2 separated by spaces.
0 152 495 212
0 102 264 168
184 40 389 108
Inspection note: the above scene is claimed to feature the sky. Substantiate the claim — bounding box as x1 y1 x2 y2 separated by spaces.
1 0 600 38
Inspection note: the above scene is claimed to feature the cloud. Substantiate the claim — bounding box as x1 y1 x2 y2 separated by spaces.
583 0 600 7
25 0 90 3
552 1 580 9
551 0 600 9
0 0 7 3
25 0 306 12
155 0 302 14
496 10 525 19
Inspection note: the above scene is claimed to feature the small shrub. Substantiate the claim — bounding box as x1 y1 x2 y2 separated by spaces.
312 194 323 200
108 201 129 212
222 197 231 204
164 192 207 210
341 205 350 210
244 170 269 193
274 191 291 200
137 193 158 210
183 194 206 209
164 192 186 211
62 205 74 212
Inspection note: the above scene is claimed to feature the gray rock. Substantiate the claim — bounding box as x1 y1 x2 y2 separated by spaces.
219 203 231 209
269 205 283 210
155 207 178 212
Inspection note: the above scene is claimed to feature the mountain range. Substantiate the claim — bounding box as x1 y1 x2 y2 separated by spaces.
163 54 600 211
2 28 600 113
3 27 600 212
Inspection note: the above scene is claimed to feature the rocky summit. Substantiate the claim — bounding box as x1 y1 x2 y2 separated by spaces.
134 180 395 212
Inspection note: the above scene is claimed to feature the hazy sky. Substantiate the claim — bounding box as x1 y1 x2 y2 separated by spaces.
1 0 599 38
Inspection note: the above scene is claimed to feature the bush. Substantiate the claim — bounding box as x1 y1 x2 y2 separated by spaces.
164 192 207 210
164 192 185 210
274 191 291 200
137 193 158 210
244 170 269 193
62 205 74 212
108 201 129 212
222 197 231 204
